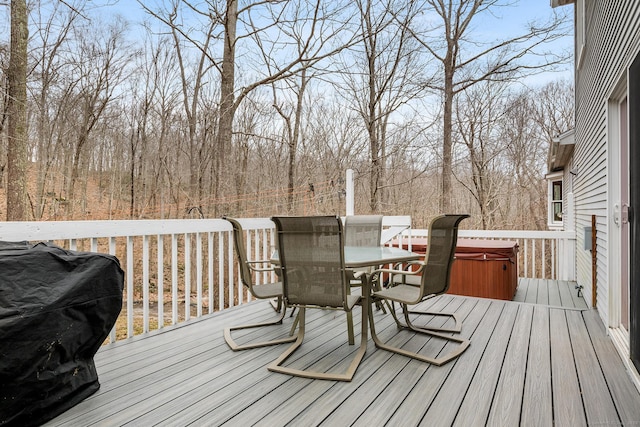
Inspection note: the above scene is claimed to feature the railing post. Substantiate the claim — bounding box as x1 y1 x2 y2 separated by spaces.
346 169 354 216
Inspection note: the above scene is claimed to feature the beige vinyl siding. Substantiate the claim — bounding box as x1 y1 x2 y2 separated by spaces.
573 0 640 323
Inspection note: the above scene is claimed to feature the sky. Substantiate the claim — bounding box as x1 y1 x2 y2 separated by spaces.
103 0 575 85
0 0 574 88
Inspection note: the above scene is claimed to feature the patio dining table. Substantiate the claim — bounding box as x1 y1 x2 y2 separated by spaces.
271 244 419 301
271 245 419 275
342 245 420 269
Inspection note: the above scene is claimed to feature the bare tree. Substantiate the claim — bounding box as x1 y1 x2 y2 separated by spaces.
30 0 84 219
270 67 310 212
454 81 509 229
504 80 574 229
6 0 29 220
0 39 10 191
141 0 357 215
337 0 428 213
407 0 570 212
63 16 133 216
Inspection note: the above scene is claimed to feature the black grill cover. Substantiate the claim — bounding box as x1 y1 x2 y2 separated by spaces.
0 242 124 426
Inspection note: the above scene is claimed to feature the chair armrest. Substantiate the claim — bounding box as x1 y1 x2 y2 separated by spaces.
247 259 272 265
246 260 277 273
350 270 366 280
391 259 423 270
372 266 423 287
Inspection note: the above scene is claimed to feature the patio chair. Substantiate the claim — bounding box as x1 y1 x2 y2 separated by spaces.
344 215 383 247
369 214 470 366
222 217 297 351
268 215 368 381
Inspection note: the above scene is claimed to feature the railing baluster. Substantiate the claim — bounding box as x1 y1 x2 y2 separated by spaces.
196 232 203 317
126 236 134 338
540 240 547 279
219 232 225 312
184 233 191 321
208 232 214 315
524 239 529 278
143 235 150 333
108 236 117 343
261 228 268 285
228 230 234 308
171 234 178 325
551 239 556 280
157 234 164 329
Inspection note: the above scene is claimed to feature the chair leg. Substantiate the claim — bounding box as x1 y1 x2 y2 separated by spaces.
346 311 355 345
368 299 469 366
405 306 463 333
370 277 387 314
268 302 368 382
386 300 463 334
270 297 283 313
224 304 297 351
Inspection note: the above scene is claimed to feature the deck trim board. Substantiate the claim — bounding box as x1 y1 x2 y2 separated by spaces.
43 285 639 427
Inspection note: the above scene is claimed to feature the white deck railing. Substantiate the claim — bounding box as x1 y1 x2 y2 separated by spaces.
0 217 575 343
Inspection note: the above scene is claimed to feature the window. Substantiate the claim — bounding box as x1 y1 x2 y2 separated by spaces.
552 181 563 222
546 171 564 229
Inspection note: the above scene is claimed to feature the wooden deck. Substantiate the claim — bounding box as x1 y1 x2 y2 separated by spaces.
46 279 639 426
512 277 588 309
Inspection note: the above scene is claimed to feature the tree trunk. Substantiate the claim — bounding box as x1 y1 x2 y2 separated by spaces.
441 58 454 213
215 0 238 216
6 0 29 221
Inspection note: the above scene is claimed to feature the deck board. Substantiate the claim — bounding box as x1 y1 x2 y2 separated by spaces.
520 305 553 426
549 309 588 426
486 303 532 426
450 302 517 427
565 310 620 425
582 310 640 424
513 278 587 309
43 280 640 427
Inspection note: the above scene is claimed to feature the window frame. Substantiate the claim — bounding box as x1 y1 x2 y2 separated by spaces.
547 171 565 229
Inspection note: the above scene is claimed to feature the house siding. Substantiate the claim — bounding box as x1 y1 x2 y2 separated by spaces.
574 0 640 324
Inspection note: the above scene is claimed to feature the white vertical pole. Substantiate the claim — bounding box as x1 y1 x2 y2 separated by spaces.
346 169 355 216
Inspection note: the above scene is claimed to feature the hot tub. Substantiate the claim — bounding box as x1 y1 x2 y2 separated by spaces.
401 238 519 300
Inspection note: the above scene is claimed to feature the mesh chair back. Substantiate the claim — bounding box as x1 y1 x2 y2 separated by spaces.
272 216 346 308
344 215 383 247
225 217 256 292
421 214 469 296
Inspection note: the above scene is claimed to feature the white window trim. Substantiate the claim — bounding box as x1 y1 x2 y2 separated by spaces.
546 171 564 230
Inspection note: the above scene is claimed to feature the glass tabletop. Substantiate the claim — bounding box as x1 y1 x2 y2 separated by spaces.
270 246 419 268
343 246 419 268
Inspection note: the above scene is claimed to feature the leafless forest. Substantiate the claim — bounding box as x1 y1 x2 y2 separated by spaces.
0 0 574 229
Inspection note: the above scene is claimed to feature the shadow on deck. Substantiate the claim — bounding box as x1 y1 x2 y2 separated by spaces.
46 281 638 426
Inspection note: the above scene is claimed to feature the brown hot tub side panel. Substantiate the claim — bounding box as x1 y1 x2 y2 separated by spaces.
404 238 519 300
